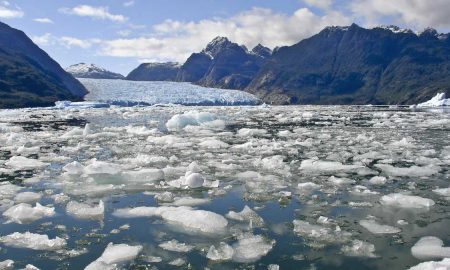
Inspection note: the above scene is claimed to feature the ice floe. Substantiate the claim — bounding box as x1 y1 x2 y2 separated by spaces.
85 243 142 270
5 156 48 170
159 239 194 252
380 193 435 209
231 234 275 263
0 232 66 250
3 203 55 224
411 236 450 260
359 219 401 234
66 200 104 220
408 258 450 270
113 206 227 233
341 240 377 257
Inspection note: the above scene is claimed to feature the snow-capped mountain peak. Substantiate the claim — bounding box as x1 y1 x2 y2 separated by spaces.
66 63 124 80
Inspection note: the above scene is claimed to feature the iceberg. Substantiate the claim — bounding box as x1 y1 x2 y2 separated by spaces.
416 93 450 108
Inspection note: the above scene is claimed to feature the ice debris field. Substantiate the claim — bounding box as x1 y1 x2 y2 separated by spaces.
0 105 449 270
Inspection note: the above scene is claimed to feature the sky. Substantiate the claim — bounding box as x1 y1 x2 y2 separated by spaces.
1 0 450 75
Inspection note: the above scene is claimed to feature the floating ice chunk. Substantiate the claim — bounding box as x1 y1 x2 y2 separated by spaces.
293 220 351 244
84 159 122 175
268 265 280 270
0 184 22 212
397 219 409 225
380 193 435 209
3 203 55 224
433 187 450 197
0 232 66 250
14 192 42 203
83 123 93 136
166 111 224 131
300 159 361 173
368 176 387 185
85 243 142 270
66 200 104 220
122 168 164 183
199 138 229 149
375 164 440 177
183 173 205 188
207 242 234 261
417 93 450 108
168 258 186 266
62 161 85 175
0 260 14 270
113 206 227 233
154 191 174 203
5 156 48 170
411 236 450 260
253 155 290 175
160 207 228 233
359 219 401 234
159 239 194 252
171 197 210 206
328 176 355 185
341 240 377 257
232 234 274 263
390 137 415 148
297 182 321 191
408 258 450 270
226 205 264 227
237 128 268 137
20 265 40 270
16 145 40 155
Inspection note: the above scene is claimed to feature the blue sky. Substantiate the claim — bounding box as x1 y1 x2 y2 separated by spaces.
1 0 450 75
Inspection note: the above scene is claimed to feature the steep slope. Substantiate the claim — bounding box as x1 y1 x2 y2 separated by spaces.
247 24 450 105
178 37 271 89
0 22 87 108
66 63 124 79
126 62 180 81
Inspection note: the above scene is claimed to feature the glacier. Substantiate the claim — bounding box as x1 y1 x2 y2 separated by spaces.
80 78 260 106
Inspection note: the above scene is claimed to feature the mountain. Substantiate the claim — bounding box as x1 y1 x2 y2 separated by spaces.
0 22 87 109
178 37 271 89
246 24 450 105
126 62 180 81
66 63 124 79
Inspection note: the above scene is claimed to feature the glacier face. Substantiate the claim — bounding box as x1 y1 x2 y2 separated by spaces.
80 78 261 106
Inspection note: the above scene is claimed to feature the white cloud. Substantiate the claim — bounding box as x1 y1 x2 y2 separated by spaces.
350 0 450 29
0 3 23 19
32 33 53 46
123 1 135 7
33 17 53 24
60 5 128 23
98 7 351 63
59 36 92 49
303 0 333 10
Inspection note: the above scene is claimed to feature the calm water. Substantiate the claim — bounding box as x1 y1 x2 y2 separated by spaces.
0 105 449 269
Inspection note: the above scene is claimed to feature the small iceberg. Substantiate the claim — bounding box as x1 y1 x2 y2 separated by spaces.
415 93 450 108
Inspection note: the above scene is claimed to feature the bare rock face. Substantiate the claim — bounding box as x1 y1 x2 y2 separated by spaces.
126 62 180 81
0 21 87 108
247 24 450 105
